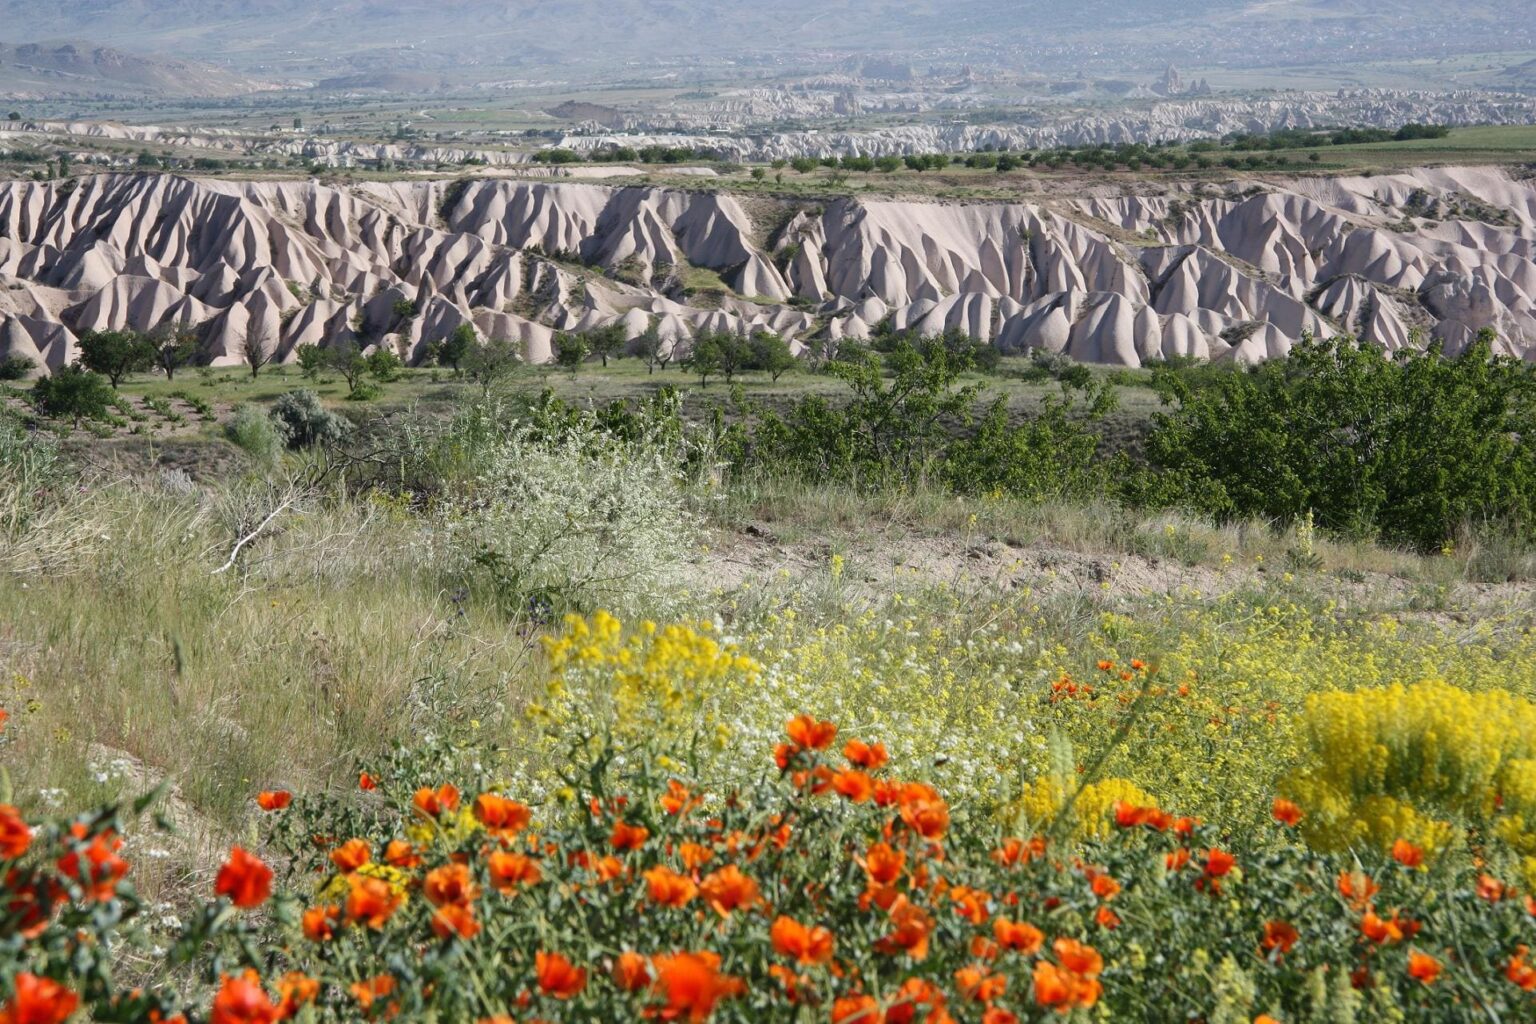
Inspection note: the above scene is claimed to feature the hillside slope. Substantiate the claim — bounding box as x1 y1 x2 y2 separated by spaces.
4 0 1528 71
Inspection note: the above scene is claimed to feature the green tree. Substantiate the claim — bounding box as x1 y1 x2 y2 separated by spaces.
715 332 751 384
150 326 198 381
436 323 476 374
636 324 664 375
463 337 521 398
295 343 326 381
554 332 589 377
686 333 722 387
76 329 154 389
749 332 796 382
323 340 370 396
585 324 626 368
790 157 818 175
34 365 115 424
242 323 275 379
367 347 403 382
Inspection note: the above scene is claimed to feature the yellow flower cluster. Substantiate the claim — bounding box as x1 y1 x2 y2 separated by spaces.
1283 681 1536 863
540 611 761 751
1010 776 1156 839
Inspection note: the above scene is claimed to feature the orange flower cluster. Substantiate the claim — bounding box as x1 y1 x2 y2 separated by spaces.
1032 938 1104 1012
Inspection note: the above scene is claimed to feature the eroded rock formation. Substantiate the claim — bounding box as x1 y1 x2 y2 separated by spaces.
0 166 1532 375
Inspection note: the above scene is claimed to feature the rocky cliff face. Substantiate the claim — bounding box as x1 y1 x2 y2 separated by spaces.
1 167 1533 375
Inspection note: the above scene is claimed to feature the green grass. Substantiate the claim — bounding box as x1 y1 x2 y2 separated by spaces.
1222 124 1536 173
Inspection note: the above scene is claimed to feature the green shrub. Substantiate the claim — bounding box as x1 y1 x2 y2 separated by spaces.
1143 333 1536 549
430 404 700 618
225 404 285 464
33 365 115 424
0 355 34 381
269 390 351 449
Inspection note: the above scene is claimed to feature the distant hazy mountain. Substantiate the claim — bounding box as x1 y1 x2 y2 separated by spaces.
2 0 1528 79
0 40 275 96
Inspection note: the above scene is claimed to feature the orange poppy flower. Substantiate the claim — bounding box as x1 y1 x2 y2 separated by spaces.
1096 660 1114 672
1506 946 1536 991
382 839 422 869
1054 938 1103 977
644 865 698 908
1360 910 1407 944
474 794 532 838
1337 871 1378 909
982 1008 1018 1024
488 851 542 894
1477 873 1507 902
660 780 702 817
431 902 481 941
255 791 291 812
0 972 78 1024
1262 920 1299 954
301 904 339 942
773 743 799 772
844 740 889 770
56 828 130 902
593 855 624 882
949 885 990 924
992 836 1046 867
770 915 835 965
1197 848 1235 891
349 975 396 1012
329 838 372 873
276 972 319 1018
1270 798 1303 826
677 842 713 872
993 918 1045 954
862 842 906 885
1090 874 1120 900
833 769 875 803
358 772 377 791
1032 961 1084 1011
210 970 277 1024
876 896 935 961
1113 803 1170 831
214 846 273 910
831 993 882 1024
955 965 1007 1004
536 951 588 999
614 950 651 991
1407 950 1442 985
786 715 838 750
424 862 478 907
1391 839 1424 868
1095 906 1122 929
412 784 460 818
885 977 946 1024
345 875 402 929
768 964 808 1003
0 805 33 860
700 864 760 916
1202 849 1235 878
611 821 651 851
897 783 949 840
646 951 745 1022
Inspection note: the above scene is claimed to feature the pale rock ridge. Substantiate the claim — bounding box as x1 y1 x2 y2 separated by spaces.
0 167 1533 374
